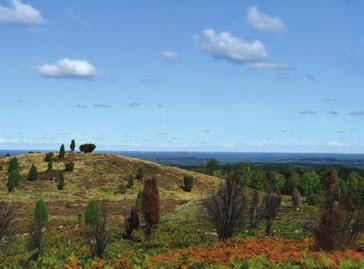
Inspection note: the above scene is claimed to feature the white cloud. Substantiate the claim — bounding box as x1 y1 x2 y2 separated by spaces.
198 29 267 63
0 0 44 25
247 6 285 33
248 62 289 70
36 58 97 79
162 50 179 63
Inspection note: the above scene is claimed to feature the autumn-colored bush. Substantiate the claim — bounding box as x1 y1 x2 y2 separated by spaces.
142 177 160 240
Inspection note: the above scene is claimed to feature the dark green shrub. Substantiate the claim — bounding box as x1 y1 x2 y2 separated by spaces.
65 162 75 172
135 191 143 212
118 183 127 194
85 200 99 225
47 159 53 172
27 164 38 181
28 200 48 260
79 143 96 153
59 144 65 158
7 170 18 192
57 172 65 190
34 199 48 224
70 139 76 152
136 167 145 180
183 175 194 192
84 201 109 258
7 157 19 174
127 175 134 189
44 152 53 162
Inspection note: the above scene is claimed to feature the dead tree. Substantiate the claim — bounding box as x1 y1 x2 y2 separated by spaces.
261 193 281 236
249 190 260 232
314 169 364 251
0 202 15 250
203 178 247 241
292 187 302 209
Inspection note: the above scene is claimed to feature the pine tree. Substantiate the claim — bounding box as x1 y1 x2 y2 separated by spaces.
57 172 65 190
34 200 48 224
27 164 38 181
7 157 19 175
142 177 160 240
59 144 65 159
47 159 53 171
135 191 143 212
7 170 17 192
183 175 194 192
28 200 48 260
127 175 134 189
70 139 76 152
85 200 100 225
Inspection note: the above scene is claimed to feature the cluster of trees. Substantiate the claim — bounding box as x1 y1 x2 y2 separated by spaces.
5 141 80 192
196 160 364 207
201 163 364 252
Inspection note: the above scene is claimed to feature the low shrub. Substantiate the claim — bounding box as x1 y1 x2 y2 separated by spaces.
64 162 75 172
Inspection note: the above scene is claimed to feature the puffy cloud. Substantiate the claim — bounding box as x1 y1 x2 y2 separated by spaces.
349 110 364 116
162 50 179 63
36 58 97 79
248 62 289 70
0 0 45 25
247 6 285 33
198 29 267 63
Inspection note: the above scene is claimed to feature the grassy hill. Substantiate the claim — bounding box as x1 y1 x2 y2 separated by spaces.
1 153 363 268
0 152 219 220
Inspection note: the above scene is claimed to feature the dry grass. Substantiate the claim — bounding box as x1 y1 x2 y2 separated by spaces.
0 152 219 219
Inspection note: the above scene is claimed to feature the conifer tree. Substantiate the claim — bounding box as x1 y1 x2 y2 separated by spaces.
59 144 65 158
7 157 19 175
57 172 65 190
127 175 134 189
183 175 194 192
135 191 143 212
7 170 17 192
34 200 48 224
70 139 76 152
85 200 100 225
47 159 53 172
28 200 48 260
27 164 38 181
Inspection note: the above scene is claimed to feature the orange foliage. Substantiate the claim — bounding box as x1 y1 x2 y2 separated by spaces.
152 238 364 267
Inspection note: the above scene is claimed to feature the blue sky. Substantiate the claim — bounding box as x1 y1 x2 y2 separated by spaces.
1 0 364 153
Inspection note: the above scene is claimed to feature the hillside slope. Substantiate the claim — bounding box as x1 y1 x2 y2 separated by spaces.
0 152 219 219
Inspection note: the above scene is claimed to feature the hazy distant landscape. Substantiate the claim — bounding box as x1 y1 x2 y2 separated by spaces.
3 150 364 167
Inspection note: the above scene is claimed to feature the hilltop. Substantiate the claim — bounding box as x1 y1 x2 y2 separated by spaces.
0 152 219 220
